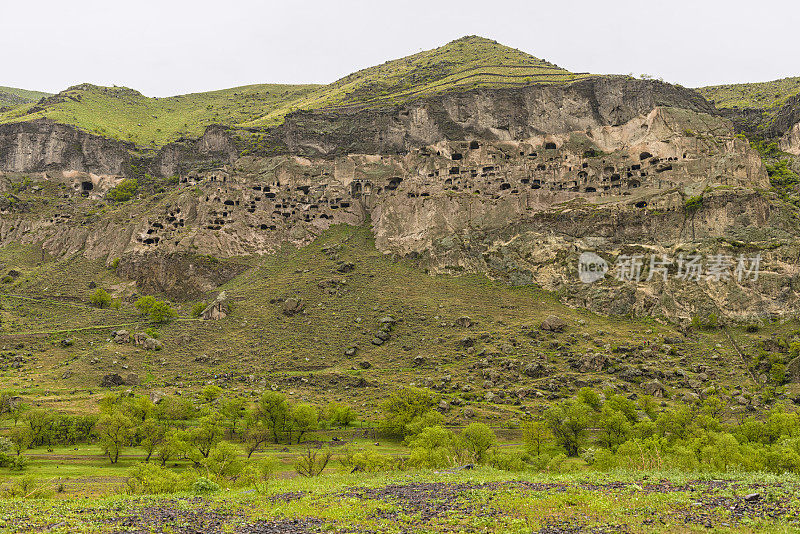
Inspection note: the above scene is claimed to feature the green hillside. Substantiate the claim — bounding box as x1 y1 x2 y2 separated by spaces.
0 36 594 147
0 85 51 108
0 83 320 148
244 35 594 127
697 77 800 110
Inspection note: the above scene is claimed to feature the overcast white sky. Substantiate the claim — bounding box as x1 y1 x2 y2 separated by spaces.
3 0 798 97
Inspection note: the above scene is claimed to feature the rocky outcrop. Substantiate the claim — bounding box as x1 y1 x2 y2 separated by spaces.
270 77 716 158
116 253 245 301
0 119 131 176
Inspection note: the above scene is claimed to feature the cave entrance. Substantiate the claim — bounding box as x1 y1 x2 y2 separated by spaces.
544 142 557 150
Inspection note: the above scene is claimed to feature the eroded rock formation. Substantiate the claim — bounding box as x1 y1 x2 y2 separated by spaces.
1 77 795 321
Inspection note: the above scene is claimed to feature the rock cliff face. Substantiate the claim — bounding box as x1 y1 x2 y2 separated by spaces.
0 119 132 196
0 77 793 321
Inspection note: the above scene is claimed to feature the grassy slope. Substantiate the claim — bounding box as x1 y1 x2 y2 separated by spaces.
0 36 595 146
244 35 593 127
697 77 800 110
0 224 792 419
0 83 320 148
0 86 51 108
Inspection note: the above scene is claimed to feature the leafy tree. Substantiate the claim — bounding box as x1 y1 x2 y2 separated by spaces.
544 400 592 457
522 420 552 456
89 288 112 308
94 411 135 464
242 421 271 458
255 392 289 443
25 409 54 446
187 415 224 460
290 404 319 444
135 296 157 315
155 430 186 466
149 300 177 324
380 387 438 438
408 426 458 468
200 385 223 404
139 419 167 462
326 402 356 428
156 396 196 426
221 398 247 438
461 422 496 463
202 441 244 480
8 426 32 456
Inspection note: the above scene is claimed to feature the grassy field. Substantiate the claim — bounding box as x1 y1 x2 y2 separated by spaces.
0 465 796 532
0 36 596 147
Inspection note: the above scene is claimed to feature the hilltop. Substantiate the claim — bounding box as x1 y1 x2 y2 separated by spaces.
0 85 51 109
243 35 594 127
0 83 320 148
0 36 594 147
697 76 800 111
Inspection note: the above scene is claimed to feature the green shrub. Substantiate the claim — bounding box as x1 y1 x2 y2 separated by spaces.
106 179 139 202
461 422 497 463
135 296 157 315
125 462 189 494
149 300 177 324
408 426 459 468
684 195 703 213
192 477 220 494
486 450 527 472
191 302 206 318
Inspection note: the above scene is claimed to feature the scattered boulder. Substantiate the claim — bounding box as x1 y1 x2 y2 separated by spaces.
143 337 163 350
541 315 567 332
336 262 355 274
379 316 396 326
371 337 385 346
6 270 21 280
578 352 609 373
462 407 475 418
134 333 163 351
202 291 229 320
112 329 130 344
282 298 305 316
642 380 666 398
523 362 548 378
344 347 357 357
413 355 426 366
101 374 124 387
125 373 139 386
60 339 74 347
375 330 390 342
358 361 371 369
455 316 473 328
437 400 449 412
